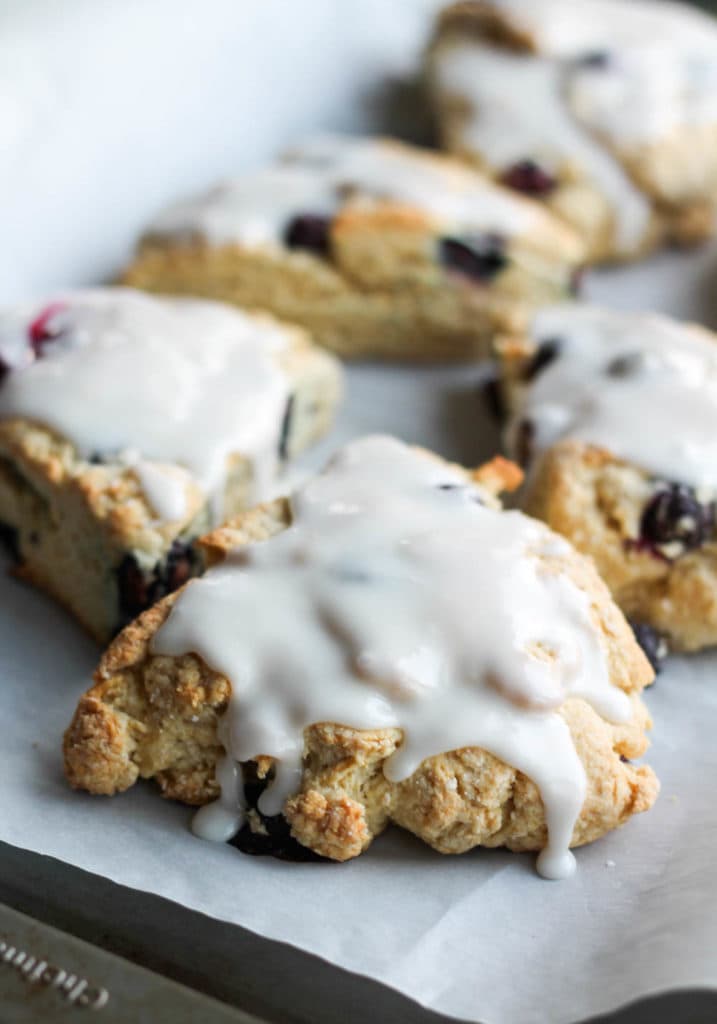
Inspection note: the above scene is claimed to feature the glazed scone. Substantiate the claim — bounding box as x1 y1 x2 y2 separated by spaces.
122 135 585 361
64 436 657 879
428 0 717 262
0 288 341 643
497 304 717 655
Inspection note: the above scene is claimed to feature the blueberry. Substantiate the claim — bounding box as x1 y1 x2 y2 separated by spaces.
629 620 668 673
640 484 714 555
278 394 295 461
515 418 535 468
284 214 332 255
229 762 327 862
116 555 154 620
605 352 643 378
115 540 199 629
439 234 508 282
524 338 561 381
162 539 197 592
0 356 9 383
577 50 611 69
500 159 556 197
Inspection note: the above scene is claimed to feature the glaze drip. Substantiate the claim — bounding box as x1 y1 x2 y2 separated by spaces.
152 435 632 878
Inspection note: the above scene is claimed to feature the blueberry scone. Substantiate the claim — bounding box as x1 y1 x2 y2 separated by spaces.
64 436 657 878
122 135 584 361
0 288 341 642
497 304 717 655
428 0 717 262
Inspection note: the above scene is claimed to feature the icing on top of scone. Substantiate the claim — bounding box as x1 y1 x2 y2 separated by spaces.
507 304 717 493
152 435 633 879
145 135 544 247
433 0 717 252
0 288 289 523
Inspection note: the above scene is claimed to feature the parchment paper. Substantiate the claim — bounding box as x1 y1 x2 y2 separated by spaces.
2 246 717 1024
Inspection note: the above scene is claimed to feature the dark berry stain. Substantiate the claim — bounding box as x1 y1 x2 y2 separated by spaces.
639 484 715 556
284 214 332 256
629 620 668 674
524 338 561 381
439 234 508 283
28 301 67 357
229 762 328 862
0 521 21 564
278 394 295 461
500 159 556 197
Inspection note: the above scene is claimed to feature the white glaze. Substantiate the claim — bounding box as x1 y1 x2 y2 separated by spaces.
0 288 290 524
152 435 632 878
145 135 540 248
508 304 717 492
434 0 717 253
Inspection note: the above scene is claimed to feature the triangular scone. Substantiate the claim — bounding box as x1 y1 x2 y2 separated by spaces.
428 0 717 262
122 135 584 361
64 438 657 877
0 288 341 642
495 304 717 654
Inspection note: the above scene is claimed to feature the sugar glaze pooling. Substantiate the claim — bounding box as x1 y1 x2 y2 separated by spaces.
152 436 633 879
434 0 717 253
0 289 290 524
510 304 717 492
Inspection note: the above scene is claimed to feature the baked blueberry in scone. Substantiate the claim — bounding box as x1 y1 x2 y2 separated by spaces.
427 0 717 262
0 288 341 642
121 135 585 361
64 436 657 879
497 304 717 654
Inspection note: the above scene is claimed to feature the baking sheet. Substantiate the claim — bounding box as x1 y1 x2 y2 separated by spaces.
3 246 717 1024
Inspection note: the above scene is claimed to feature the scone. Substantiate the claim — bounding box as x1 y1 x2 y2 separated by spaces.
122 135 585 361
497 303 717 655
0 288 341 642
64 435 657 879
427 0 717 262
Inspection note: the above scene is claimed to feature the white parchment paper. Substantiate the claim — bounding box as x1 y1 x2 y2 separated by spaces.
2 247 717 1024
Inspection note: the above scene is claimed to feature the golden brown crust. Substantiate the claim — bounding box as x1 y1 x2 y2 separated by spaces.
522 439 717 652
64 448 658 862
